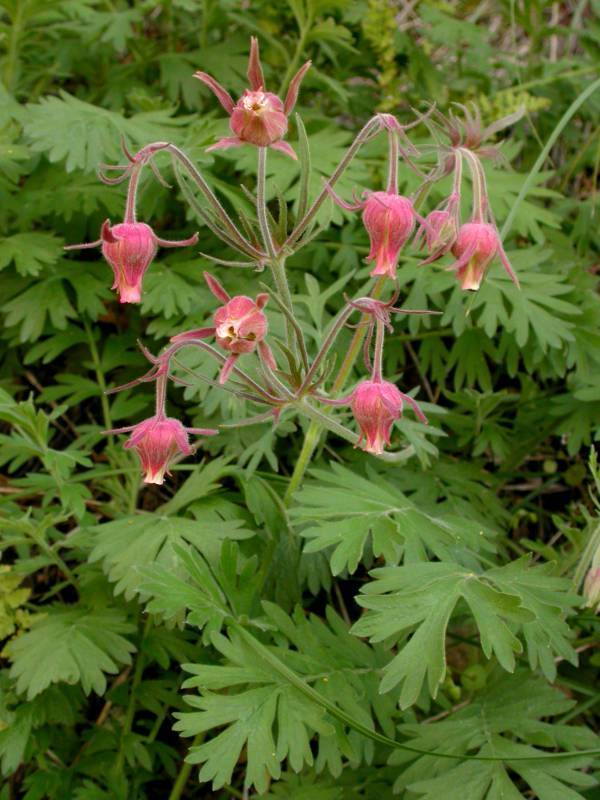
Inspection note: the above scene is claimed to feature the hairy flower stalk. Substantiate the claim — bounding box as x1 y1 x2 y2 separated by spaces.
105 377 217 484
65 154 199 302
325 125 429 280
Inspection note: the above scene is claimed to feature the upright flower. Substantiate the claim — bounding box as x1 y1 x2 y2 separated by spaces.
108 414 217 484
448 221 519 291
171 272 276 384
194 37 310 159
65 219 198 304
350 379 427 455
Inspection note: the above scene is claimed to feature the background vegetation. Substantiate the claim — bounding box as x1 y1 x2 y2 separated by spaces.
0 0 599 798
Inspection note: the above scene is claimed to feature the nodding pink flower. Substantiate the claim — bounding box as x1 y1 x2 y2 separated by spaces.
65 219 199 304
194 36 310 159
448 221 519 291
326 187 422 280
107 414 218 484
170 272 276 384
350 379 428 455
363 193 416 278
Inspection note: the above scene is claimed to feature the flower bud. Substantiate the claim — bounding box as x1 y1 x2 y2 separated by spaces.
449 221 519 291
583 566 600 612
65 220 198 304
230 90 288 148
214 294 269 354
124 415 192 484
362 192 415 279
101 222 157 304
350 379 426 455
422 209 457 254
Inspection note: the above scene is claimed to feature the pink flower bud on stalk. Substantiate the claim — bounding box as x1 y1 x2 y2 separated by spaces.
66 221 199 304
326 187 426 280
350 379 427 455
363 193 417 278
448 221 519 291
106 415 218 484
171 272 275 384
194 37 310 159
65 147 199 303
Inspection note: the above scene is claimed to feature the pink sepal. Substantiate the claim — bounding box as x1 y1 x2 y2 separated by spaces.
269 140 297 160
193 71 235 113
204 271 231 303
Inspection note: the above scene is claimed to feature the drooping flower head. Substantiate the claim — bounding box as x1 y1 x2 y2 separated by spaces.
350 379 427 455
326 186 422 280
449 221 519 291
362 192 416 278
171 272 276 384
65 219 198 304
115 414 217 484
194 37 310 159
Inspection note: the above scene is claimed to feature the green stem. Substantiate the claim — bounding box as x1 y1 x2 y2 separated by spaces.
4 0 23 92
283 277 386 505
278 14 312 97
234 622 600 762
256 147 277 259
270 257 296 354
114 616 152 777
168 732 205 800
500 76 600 239
84 320 112 431
283 421 323 504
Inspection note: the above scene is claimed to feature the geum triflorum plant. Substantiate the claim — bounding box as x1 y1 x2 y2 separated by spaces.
65 37 521 488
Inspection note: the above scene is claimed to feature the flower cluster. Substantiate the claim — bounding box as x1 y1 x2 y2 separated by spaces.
65 39 522 485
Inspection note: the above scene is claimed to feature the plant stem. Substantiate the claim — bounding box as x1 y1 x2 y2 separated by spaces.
84 320 112 431
124 163 142 223
4 0 23 92
386 129 399 194
278 12 312 97
256 147 277 259
256 149 298 355
114 615 152 778
500 76 600 239
283 278 386 504
285 116 382 249
168 732 205 800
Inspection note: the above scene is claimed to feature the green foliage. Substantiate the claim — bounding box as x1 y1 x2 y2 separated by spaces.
7 606 136 699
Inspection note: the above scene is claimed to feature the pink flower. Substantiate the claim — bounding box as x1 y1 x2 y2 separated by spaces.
350 379 427 455
171 272 276 384
363 193 416 278
448 221 519 291
194 37 310 159
65 219 198 304
326 187 422 280
110 414 218 484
